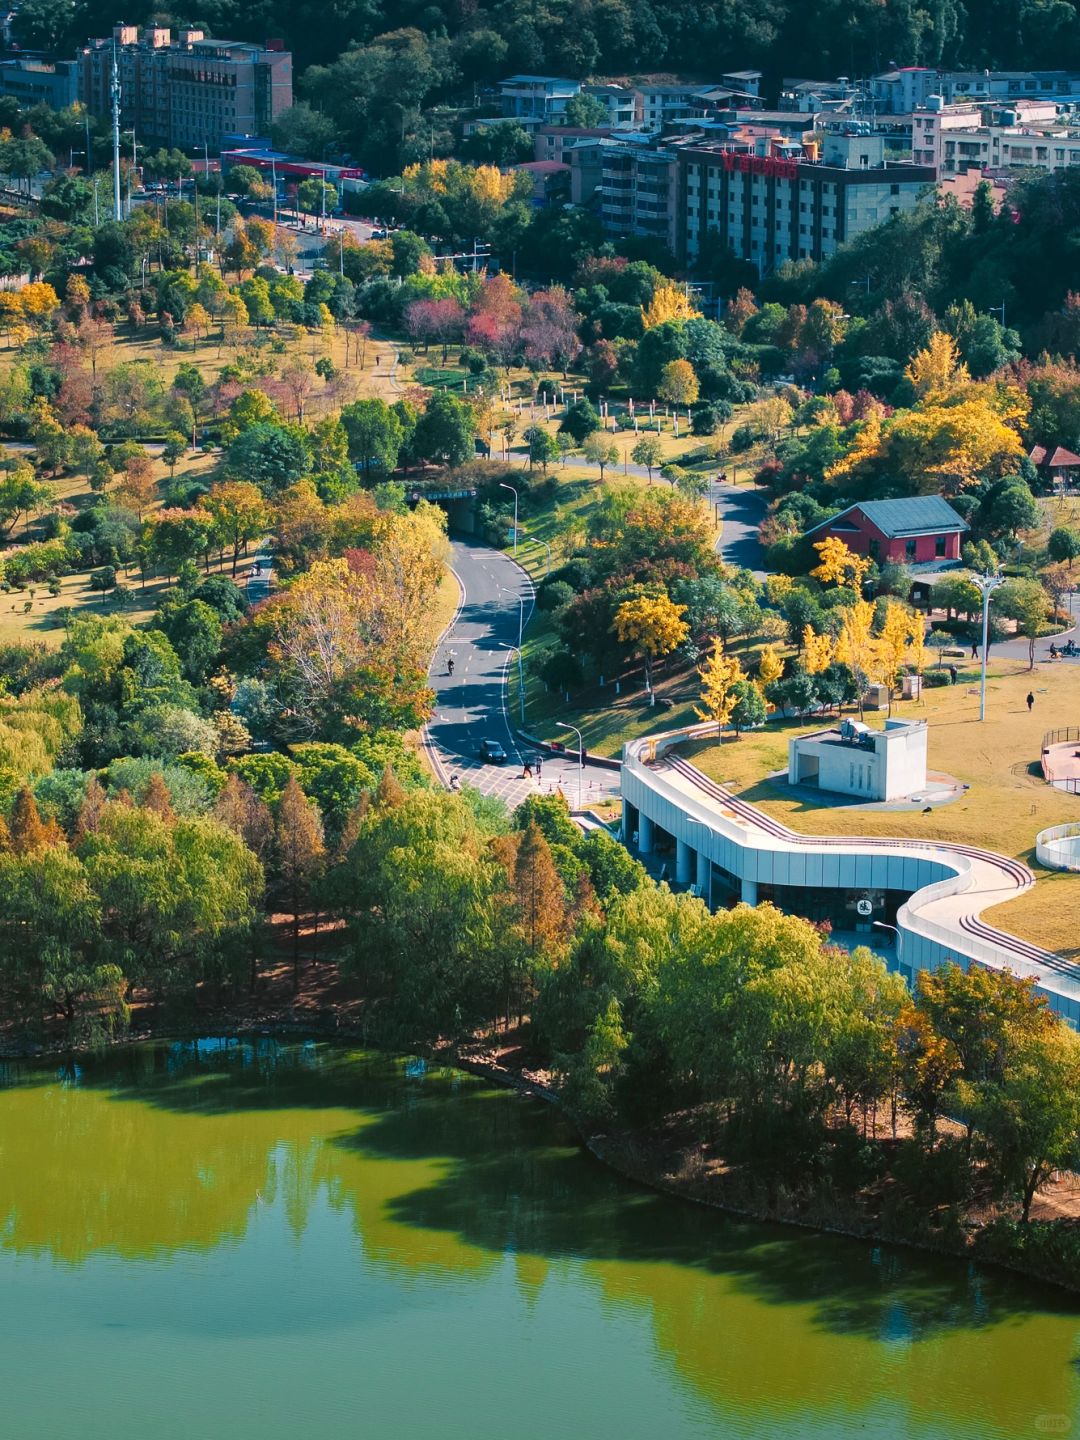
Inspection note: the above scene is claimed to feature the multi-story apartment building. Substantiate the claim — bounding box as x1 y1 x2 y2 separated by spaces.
498 75 581 128
872 65 1080 114
582 83 636 128
599 136 679 251
534 125 612 164
77 25 292 152
779 77 861 114
679 131 934 273
912 96 1080 175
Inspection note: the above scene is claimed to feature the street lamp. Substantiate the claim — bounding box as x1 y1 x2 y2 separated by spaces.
499 480 519 555
971 572 1005 721
873 920 904 970
559 721 584 810
498 585 524 653
505 644 525 723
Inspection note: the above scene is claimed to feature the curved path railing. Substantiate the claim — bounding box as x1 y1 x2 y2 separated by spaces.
622 726 1080 1021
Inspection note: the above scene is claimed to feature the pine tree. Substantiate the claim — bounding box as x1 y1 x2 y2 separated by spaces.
74 775 107 840
374 763 406 811
10 786 62 855
275 776 326 991
214 772 272 859
142 772 176 823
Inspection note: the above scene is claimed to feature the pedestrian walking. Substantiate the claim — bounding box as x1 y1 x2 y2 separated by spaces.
949 665 958 685
447 654 455 676
970 638 979 658
1027 691 1035 711
520 758 534 780
535 755 543 780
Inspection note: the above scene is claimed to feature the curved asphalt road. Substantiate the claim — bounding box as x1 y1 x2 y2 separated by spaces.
423 539 621 811
707 481 767 576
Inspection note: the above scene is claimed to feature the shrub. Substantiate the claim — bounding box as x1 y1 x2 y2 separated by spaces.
537 579 575 612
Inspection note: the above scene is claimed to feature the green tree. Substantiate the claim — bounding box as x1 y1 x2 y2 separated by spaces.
524 424 558 470
340 397 403 475
993 577 1051 668
631 436 663 482
226 423 311 496
1048 526 1080 568
583 433 619 480
412 392 476 467
564 92 607 127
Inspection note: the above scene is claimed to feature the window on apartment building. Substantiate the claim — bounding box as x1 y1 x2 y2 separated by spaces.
1072 151 1080 161
1057 149 1066 160
890 205 899 215
890 182 900 194
800 223 807 234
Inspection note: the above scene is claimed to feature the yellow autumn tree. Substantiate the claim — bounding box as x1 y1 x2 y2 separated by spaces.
878 600 913 687
907 614 927 676
641 281 702 330
825 398 1023 495
695 643 744 729
835 600 885 714
905 331 969 398
802 626 834 675
18 282 60 324
757 643 784 688
812 536 870 591
613 593 689 695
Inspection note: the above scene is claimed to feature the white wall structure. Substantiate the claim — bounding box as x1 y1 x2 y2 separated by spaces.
622 723 1080 1026
788 718 928 801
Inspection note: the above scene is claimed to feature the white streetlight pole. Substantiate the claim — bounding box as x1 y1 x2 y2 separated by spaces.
507 645 525 722
499 480 519 555
972 572 1004 721
559 722 584 810
872 920 904 970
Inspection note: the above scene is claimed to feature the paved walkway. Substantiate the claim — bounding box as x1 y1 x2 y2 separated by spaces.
423 539 621 811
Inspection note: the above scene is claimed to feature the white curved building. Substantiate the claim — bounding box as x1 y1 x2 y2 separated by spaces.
621 724 1080 1026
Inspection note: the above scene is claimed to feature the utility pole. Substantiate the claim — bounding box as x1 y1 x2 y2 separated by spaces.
110 42 122 221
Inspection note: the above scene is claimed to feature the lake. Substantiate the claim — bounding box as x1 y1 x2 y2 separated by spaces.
0 1037 1076 1439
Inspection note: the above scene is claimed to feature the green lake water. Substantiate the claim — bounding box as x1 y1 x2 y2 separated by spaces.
0 1038 1077 1440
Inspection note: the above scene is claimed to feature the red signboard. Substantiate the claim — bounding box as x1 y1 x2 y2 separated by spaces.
721 153 798 180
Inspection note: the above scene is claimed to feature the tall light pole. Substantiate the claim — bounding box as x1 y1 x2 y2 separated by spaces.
499 480 519 554
559 722 584 810
109 42 122 222
506 644 525 722
873 920 904 971
972 572 1004 721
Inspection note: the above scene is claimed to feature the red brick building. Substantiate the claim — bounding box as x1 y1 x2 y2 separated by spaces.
804 496 968 564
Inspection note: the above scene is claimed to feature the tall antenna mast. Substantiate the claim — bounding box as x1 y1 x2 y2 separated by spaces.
110 40 122 221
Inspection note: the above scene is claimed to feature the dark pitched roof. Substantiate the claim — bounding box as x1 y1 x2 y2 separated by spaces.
805 496 969 539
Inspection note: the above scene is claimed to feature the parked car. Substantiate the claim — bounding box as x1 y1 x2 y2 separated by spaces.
478 739 507 764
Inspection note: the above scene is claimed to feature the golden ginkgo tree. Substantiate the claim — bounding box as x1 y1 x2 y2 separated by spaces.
612 593 689 699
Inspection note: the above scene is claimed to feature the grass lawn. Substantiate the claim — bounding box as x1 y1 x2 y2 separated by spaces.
678 660 1080 954
0 322 408 413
